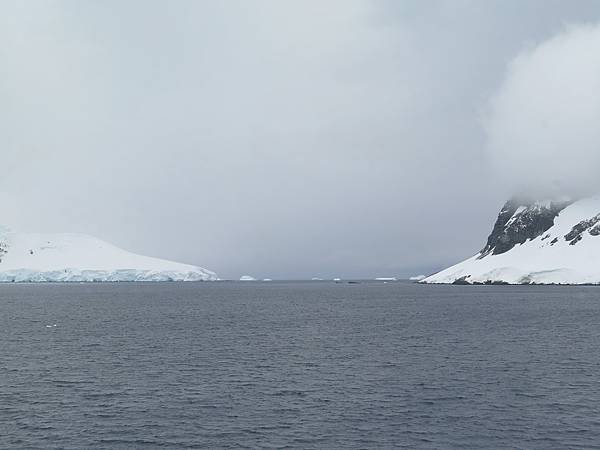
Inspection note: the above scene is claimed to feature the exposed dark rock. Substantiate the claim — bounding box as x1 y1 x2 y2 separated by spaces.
550 237 559 245
479 197 572 257
590 224 600 236
564 214 600 244
452 276 471 285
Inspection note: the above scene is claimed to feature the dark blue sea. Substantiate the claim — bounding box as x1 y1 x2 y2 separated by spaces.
2 281 600 449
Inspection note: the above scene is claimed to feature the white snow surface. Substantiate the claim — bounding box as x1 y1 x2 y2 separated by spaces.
0 230 216 282
423 196 600 285
409 275 426 281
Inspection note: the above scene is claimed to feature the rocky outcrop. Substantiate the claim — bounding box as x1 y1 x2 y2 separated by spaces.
479 197 572 257
564 214 600 245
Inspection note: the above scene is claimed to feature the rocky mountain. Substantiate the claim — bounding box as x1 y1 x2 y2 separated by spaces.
0 228 216 282
478 197 572 257
422 195 600 285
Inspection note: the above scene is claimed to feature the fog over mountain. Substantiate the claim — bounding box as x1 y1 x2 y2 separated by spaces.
2 1 600 279
486 23 600 197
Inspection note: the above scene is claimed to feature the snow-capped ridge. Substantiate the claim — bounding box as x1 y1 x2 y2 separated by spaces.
478 197 572 258
423 195 600 285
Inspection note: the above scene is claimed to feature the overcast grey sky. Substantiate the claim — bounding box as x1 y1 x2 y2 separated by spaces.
2 0 600 279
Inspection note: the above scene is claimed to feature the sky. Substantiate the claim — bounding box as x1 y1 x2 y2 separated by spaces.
1 0 600 280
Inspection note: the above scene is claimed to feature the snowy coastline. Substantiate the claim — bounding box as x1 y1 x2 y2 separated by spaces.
0 230 216 282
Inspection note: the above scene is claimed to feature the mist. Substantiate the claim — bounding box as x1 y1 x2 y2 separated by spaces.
486 23 600 197
2 1 600 279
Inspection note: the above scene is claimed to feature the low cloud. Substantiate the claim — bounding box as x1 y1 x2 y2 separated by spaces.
486 23 600 196
3 2 600 277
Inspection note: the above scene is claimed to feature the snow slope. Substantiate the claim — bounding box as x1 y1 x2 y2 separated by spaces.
0 230 216 282
423 196 600 285
409 275 426 281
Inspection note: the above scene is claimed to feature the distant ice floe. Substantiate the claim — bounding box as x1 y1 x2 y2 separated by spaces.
375 277 397 281
239 275 257 281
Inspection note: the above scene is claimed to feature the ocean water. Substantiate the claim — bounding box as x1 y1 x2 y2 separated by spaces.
2 281 600 449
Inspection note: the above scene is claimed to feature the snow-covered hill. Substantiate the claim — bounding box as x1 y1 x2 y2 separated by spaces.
0 229 216 282
423 196 600 285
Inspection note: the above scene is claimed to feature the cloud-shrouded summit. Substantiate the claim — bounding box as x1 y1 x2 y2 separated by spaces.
424 23 600 285
486 23 600 196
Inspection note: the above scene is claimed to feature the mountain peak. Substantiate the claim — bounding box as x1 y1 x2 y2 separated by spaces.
479 197 572 257
423 195 600 285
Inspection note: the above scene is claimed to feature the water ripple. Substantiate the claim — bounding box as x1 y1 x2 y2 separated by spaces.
2 282 600 448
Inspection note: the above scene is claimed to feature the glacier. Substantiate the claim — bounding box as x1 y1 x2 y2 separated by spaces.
0 229 216 282
423 195 600 285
